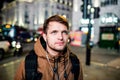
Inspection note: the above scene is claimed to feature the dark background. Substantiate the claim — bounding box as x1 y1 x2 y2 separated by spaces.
0 0 14 12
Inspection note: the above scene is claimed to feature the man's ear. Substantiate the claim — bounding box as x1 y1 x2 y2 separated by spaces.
42 33 46 42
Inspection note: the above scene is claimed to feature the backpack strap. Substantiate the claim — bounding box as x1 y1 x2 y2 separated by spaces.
25 50 42 80
70 53 80 80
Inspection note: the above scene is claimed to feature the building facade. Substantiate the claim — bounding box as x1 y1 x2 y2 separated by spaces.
72 0 120 44
1 0 120 44
2 0 73 30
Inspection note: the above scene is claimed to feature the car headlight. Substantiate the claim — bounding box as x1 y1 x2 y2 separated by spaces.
16 42 21 48
12 41 16 47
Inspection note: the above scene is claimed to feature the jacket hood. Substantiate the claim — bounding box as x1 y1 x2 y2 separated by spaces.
34 36 71 62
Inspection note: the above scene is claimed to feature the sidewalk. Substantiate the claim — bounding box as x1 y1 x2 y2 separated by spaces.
91 46 120 68
69 45 120 80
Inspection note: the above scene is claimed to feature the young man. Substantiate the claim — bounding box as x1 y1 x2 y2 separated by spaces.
14 15 83 80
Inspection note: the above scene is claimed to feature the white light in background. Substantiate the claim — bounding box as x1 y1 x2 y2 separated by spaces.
106 17 112 23
54 0 57 2
101 17 106 23
101 15 118 24
73 0 78 12
90 19 94 24
81 19 89 24
87 5 91 10
18 0 33 2
39 15 44 24
113 17 118 23
93 0 100 7
91 7 95 13
81 27 94 40
62 14 66 18
19 17 24 26
81 28 88 33
65 0 67 5
8 28 15 38
60 0 62 3
34 17 37 24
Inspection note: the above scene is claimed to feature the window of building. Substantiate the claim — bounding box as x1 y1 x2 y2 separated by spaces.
101 0 118 7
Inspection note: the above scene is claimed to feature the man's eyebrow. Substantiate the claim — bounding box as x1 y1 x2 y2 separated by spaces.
50 30 58 33
52 30 57 32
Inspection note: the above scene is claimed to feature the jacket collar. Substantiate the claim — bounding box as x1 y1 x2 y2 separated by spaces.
34 36 71 62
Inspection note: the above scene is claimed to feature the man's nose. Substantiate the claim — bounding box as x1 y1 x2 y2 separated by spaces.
58 33 63 40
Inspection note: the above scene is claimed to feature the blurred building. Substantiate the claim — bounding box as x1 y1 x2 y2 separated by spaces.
1 0 120 46
72 0 120 45
93 0 120 44
1 0 73 30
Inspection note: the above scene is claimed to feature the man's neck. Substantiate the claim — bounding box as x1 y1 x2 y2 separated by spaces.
46 49 62 57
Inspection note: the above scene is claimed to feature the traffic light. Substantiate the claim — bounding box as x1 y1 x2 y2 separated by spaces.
94 7 100 18
81 0 88 19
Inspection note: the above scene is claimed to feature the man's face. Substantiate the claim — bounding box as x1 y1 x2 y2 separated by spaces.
43 21 69 52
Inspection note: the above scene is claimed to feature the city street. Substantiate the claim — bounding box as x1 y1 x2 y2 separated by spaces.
0 0 120 80
0 42 120 80
69 45 120 80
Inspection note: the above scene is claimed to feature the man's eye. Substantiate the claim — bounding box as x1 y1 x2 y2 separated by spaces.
51 31 57 34
63 31 68 34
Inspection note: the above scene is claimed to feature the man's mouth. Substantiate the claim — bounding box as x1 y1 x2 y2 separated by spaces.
56 42 64 45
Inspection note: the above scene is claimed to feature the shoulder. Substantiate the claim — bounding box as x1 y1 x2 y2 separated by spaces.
14 60 25 80
69 52 79 60
70 52 80 64
25 50 37 61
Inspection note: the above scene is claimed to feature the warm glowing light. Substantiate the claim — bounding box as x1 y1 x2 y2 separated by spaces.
118 27 120 31
0 29 2 32
6 24 11 28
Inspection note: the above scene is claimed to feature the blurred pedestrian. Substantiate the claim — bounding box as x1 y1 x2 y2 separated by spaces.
14 15 83 80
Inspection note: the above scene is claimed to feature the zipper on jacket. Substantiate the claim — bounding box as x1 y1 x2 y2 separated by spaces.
53 58 59 80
